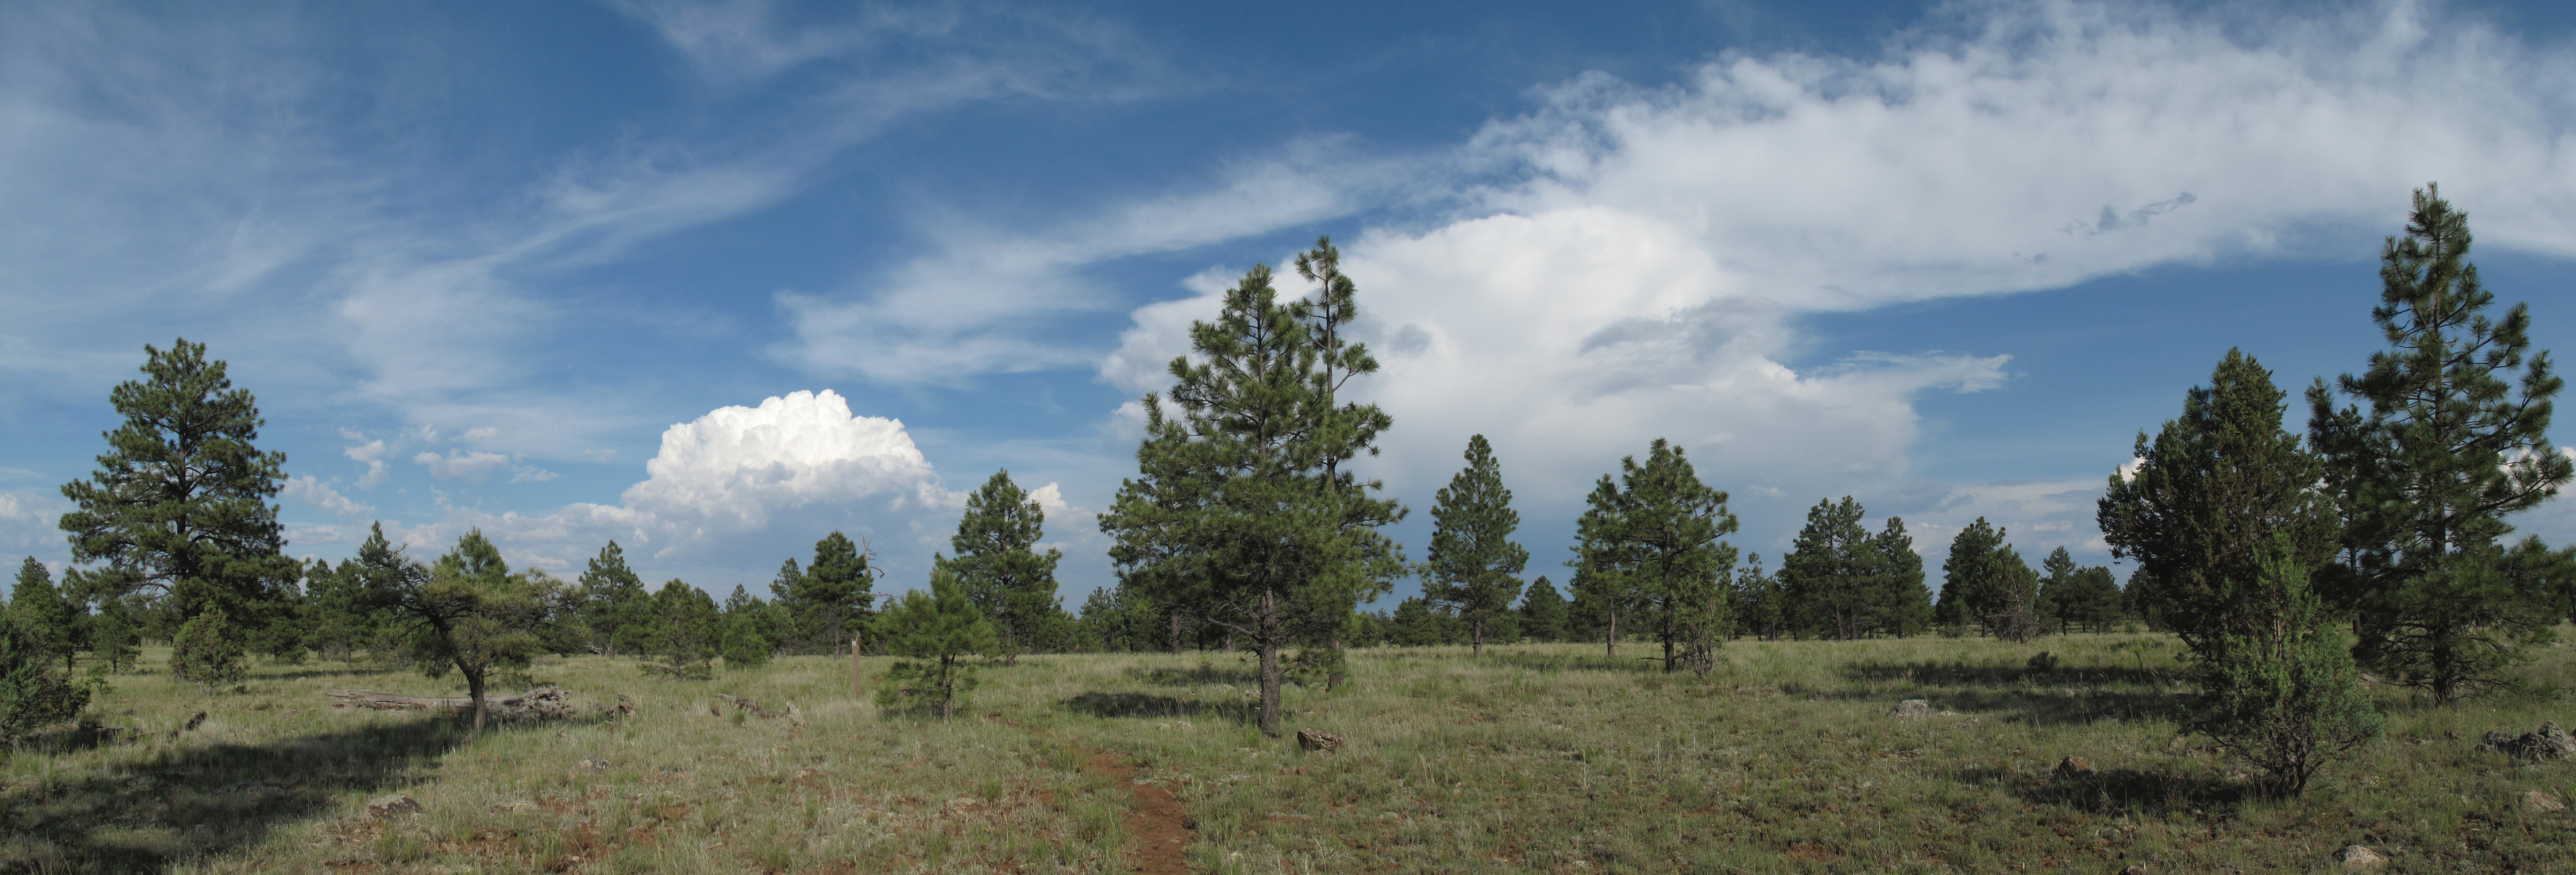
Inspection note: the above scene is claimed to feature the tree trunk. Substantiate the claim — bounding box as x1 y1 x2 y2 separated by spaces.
1471 616 1483 657
1661 605 1676 673
936 653 955 719
851 638 863 700
1169 611 1182 655
1606 607 1618 657
1257 588 1282 737
465 666 488 738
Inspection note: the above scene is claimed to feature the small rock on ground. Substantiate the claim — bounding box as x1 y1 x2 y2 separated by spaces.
366 795 421 819
1892 700 1933 719
2339 845 2386 871
2053 756 2096 779
2524 789 2566 813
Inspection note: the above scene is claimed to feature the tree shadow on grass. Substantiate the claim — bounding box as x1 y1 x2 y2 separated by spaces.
1842 661 2170 688
267 667 391 682
1480 650 1660 674
1123 664 1260 686
1060 692 1259 725
2 713 577 873
2007 767 2245 817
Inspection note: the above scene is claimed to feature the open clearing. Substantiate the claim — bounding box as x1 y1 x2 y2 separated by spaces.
6 632 2574 873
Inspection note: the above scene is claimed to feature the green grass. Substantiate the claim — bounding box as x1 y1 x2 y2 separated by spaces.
6 631 2574 873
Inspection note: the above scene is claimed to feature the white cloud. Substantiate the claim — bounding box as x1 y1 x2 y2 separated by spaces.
0 491 64 554
391 389 964 579
343 438 390 488
620 389 954 528
414 449 512 482
283 474 375 519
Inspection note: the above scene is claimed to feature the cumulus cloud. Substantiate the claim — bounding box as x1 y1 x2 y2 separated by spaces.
619 389 954 529
388 389 963 579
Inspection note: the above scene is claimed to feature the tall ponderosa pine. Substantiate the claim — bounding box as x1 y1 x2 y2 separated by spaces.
1571 439 1738 673
939 469 1064 664
1423 435 1529 655
777 532 877 653
2104 349 2343 666
1781 497 1878 639
1871 518 1933 637
58 339 299 635
2307 185 2574 703
577 542 650 657
1099 250 1406 738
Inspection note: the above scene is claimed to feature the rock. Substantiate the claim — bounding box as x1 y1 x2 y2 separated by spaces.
577 758 610 771
2478 723 2576 760
2052 756 2096 780
1296 728 1346 753
2121 866 2147 875
2524 789 2566 813
366 795 422 819
1892 700 1934 719
2338 845 2386 871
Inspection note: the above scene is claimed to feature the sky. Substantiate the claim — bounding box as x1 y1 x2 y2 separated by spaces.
6 0 2576 611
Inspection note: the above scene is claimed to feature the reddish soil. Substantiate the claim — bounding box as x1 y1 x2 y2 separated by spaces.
1081 744 1195 875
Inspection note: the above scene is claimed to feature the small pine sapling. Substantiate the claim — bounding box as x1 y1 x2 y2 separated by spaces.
2190 536 2382 796
170 607 249 695
872 569 997 719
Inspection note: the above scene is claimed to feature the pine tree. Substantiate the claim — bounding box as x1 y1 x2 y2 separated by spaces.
1572 439 1738 673
639 579 719 679
1941 519 2039 641
2036 547 2079 634
2104 350 2343 666
2192 535 2382 796
169 607 247 695
11 557 82 671
303 557 382 669
384 530 565 735
577 542 650 657
1517 576 1569 643
780 533 877 654
1869 518 1933 637
1423 435 1529 655
0 627 89 741
720 585 773 669
1099 257 1406 737
2307 185 2574 703
873 568 997 719
1781 497 1876 639
57 339 300 649
939 469 1064 664
1733 553 1787 640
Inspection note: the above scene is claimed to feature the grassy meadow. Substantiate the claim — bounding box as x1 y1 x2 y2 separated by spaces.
5 630 2574 873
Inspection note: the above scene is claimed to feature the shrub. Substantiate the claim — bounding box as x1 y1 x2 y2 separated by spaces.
170 607 248 696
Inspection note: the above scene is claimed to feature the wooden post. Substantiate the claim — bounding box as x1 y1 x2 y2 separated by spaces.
851 638 863 701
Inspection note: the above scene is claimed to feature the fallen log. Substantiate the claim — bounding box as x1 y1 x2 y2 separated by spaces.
326 686 580 720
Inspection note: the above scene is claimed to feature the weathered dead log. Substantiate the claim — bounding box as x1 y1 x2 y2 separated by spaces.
326 686 580 720
715 693 776 717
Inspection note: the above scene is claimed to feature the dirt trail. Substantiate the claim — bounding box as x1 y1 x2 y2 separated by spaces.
1080 744 1196 875
983 713 1195 874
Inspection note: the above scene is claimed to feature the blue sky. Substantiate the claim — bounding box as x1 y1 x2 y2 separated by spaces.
6 0 2576 609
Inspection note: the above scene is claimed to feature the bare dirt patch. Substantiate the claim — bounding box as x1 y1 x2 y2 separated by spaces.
1081 744 1194 875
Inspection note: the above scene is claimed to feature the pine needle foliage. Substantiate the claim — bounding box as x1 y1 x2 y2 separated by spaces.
1571 439 1738 673
2307 184 2574 703
1424 435 1528 656
57 339 299 632
939 469 1065 665
873 569 997 719
2192 535 2384 796
0 627 88 742
1100 249 1406 737
168 607 247 696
